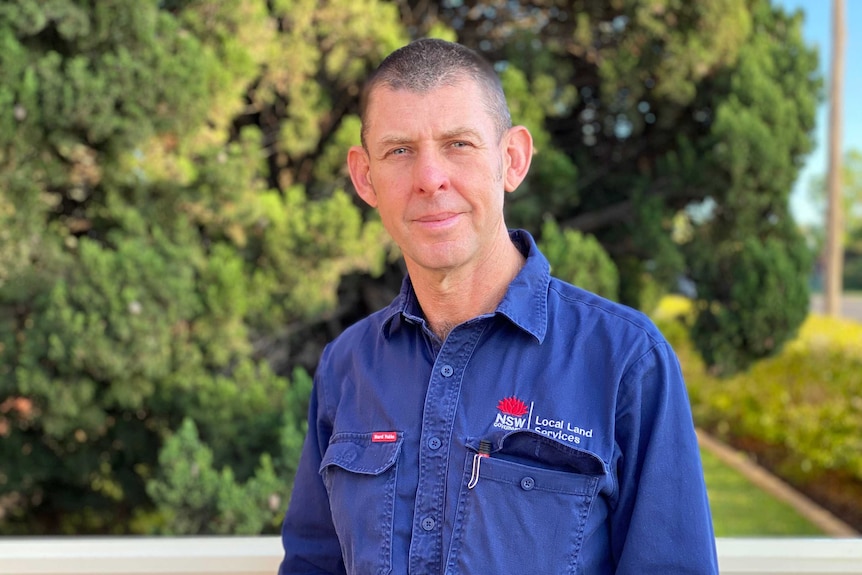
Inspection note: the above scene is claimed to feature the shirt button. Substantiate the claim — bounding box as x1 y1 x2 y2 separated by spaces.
520 476 535 491
427 437 442 450
440 365 454 377
421 516 436 531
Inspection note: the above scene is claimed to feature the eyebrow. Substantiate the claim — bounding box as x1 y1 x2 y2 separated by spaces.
440 128 484 142
375 128 484 148
377 135 413 147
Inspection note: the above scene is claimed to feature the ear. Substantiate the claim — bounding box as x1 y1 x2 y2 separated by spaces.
348 145 377 207
502 125 533 193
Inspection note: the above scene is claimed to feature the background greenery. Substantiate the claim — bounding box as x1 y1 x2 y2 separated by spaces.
655 296 862 532
701 447 824 536
806 149 862 290
0 0 856 535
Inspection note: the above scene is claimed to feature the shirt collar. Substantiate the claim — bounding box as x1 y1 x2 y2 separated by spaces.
381 229 550 343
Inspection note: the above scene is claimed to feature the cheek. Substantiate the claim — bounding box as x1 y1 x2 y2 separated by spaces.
370 166 409 196
373 194 408 232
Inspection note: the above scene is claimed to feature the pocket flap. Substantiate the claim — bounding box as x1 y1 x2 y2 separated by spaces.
469 430 606 476
320 432 403 476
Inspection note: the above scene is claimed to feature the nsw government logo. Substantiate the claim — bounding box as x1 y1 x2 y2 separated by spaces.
494 396 533 431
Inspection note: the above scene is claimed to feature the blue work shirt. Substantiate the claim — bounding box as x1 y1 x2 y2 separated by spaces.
280 230 718 574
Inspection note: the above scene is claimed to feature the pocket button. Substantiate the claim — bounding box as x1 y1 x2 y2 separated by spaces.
520 476 535 491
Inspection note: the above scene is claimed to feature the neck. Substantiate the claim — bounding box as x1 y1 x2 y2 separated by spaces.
408 234 525 341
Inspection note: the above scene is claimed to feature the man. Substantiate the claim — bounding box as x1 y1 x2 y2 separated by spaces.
280 38 718 574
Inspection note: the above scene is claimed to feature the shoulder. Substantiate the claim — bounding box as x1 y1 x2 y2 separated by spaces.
546 276 667 348
318 298 401 367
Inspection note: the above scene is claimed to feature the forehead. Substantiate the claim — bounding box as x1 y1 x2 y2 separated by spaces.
363 79 496 142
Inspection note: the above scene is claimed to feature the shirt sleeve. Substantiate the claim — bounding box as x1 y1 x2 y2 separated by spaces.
610 341 719 574
279 363 346 575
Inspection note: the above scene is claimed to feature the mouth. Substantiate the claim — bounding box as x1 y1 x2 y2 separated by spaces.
416 212 457 222
413 212 461 229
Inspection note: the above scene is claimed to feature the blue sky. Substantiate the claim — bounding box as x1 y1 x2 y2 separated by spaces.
773 0 861 226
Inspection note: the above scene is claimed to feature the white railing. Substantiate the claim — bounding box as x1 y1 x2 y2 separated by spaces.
716 538 862 574
1 537 862 574
0 537 279 575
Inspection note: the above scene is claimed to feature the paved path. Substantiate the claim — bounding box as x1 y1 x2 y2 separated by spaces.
809 294 862 322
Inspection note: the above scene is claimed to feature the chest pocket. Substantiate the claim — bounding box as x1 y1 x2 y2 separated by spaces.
320 432 402 575
446 430 605 575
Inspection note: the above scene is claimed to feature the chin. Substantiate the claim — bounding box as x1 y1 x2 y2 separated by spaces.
408 249 469 272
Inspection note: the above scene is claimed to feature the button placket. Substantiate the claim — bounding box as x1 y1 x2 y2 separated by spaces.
409 326 485 574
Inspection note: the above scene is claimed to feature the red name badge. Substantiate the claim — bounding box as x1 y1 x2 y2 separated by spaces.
372 432 398 443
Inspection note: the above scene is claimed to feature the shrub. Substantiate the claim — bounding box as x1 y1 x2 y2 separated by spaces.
688 234 812 376
654 296 862 529
538 219 619 301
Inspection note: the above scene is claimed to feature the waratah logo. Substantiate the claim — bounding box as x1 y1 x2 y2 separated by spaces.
494 397 530 430
497 396 529 417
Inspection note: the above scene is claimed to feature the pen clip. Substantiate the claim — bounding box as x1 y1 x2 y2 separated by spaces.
467 440 491 490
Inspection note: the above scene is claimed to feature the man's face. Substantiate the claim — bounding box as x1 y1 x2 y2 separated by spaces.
349 78 523 276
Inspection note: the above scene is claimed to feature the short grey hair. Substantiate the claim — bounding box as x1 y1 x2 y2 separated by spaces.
359 38 512 147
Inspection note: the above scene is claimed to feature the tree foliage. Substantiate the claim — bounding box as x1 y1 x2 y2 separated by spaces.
0 0 821 533
539 219 618 300
0 0 400 534
399 0 820 373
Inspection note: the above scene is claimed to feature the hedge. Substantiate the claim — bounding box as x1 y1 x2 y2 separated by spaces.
653 296 862 531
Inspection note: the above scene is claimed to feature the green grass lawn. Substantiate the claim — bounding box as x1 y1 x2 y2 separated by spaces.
701 448 825 536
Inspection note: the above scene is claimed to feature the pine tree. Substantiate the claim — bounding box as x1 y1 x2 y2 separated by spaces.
0 0 402 534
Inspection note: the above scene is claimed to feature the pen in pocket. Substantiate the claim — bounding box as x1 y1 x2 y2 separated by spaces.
467 439 491 489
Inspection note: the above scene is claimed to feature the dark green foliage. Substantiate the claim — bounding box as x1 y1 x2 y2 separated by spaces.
411 0 820 373
0 0 823 533
410 0 820 371
538 219 618 300
676 1 818 374
0 0 399 534
688 232 812 375
146 367 312 535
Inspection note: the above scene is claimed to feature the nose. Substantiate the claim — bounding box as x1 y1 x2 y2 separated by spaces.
413 149 450 194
